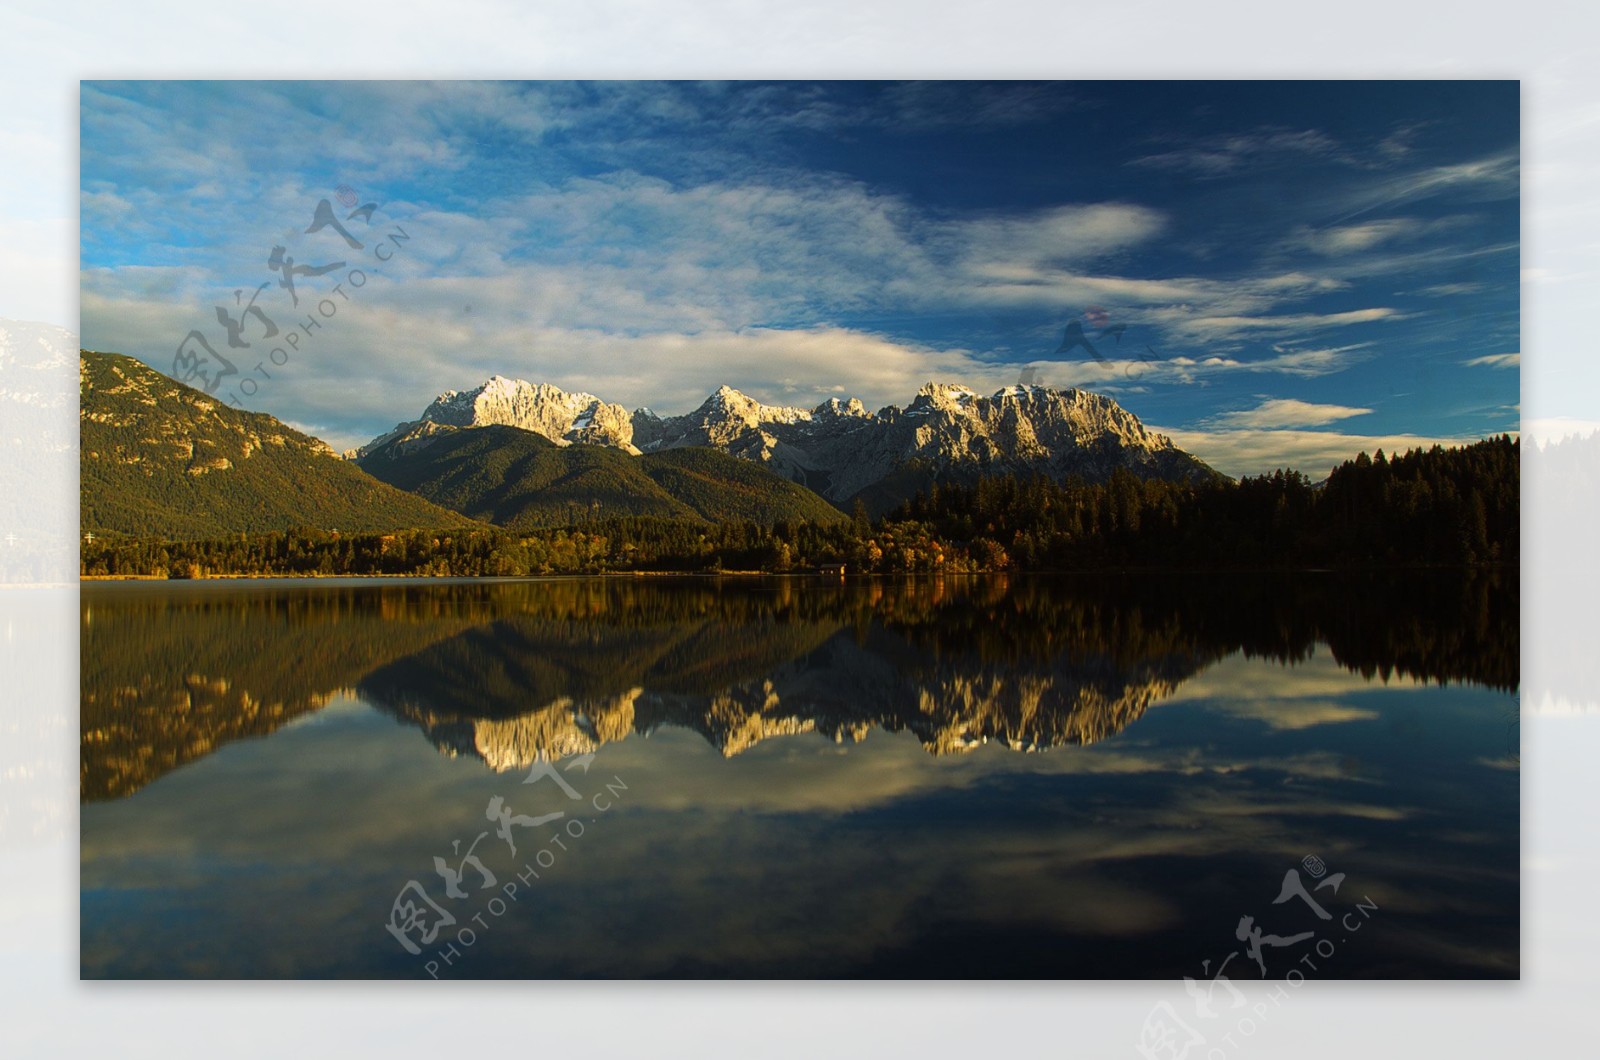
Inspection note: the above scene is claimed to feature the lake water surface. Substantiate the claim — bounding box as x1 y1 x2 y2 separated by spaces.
80 573 1518 978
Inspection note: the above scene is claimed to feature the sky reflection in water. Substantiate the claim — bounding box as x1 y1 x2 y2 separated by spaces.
80 573 1518 978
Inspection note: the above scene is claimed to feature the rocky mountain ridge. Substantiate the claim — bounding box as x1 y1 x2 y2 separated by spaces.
357 375 640 457
358 375 1221 512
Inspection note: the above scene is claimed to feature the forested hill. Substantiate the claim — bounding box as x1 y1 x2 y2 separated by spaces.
80 350 483 538
355 422 847 529
890 434 1519 569
83 436 1517 579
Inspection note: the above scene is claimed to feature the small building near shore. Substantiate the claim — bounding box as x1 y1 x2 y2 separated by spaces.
817 563 847 577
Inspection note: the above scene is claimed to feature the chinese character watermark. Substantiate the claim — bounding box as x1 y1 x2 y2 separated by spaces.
1135 857 1379 1060
170 188 412 409
1021 305 1176 388
384 752 627 978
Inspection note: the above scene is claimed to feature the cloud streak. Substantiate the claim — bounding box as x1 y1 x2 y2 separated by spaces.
1465 352 1520 369
1208 398 1373 429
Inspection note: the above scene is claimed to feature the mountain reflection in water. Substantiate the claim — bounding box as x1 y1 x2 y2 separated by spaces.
80 573 1519 979
83 572 1514 798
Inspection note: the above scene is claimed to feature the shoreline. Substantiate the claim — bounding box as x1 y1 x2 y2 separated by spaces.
79 562 1514 583
78 569 833 582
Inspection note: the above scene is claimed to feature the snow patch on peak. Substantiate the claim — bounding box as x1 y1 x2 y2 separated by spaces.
813 396 869 418
911 381 980 413
413 374 634 450
698 386 812 426
994 384 1055 399
917 381 978 400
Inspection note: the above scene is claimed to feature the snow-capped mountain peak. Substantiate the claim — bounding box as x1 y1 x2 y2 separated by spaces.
357 375 639 457
358 375 1220 509
697 385 812 427
913 381 979 407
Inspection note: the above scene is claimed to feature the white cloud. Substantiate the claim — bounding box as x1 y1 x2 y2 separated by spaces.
1416 281 1488 297
1290 219 1425 255
1209 398 1373 429
1156 342 1374 380
1283 215 1475 258
1154 307 1404 344
82 144 1390 358
1129 128 1345 175
1326 150 1519 223
1464 352 1520 369
952 203 1166 272
994 340 1381 397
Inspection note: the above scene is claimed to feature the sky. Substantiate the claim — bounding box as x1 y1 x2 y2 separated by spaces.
78 80 1520 475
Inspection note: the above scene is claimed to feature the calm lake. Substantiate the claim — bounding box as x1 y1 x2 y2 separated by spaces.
80 573 1519 979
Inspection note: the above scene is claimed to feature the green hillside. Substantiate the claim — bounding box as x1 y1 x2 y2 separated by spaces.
357 423 846 529
639 446 847 525
80 350 483 538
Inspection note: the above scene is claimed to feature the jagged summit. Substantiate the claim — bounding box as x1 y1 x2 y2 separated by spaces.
359 375 1221 513
357 375 639 458
910 381 980 411
813 396 869 418
695 384 812 426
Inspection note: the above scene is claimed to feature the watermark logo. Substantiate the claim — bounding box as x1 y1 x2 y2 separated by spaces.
384 752 627 978
1135 858 1379 1060
1021 305 1170 387
1051 305 1129 364
1139 1002 1208 1060
171 187 412 408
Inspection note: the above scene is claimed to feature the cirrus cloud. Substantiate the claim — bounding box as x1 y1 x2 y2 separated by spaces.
1464 352 1520 369
1208 398 1374 429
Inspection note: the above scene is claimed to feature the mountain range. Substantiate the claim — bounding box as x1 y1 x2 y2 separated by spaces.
80 351 850 537
358 374 1222 515
80 342 1232 540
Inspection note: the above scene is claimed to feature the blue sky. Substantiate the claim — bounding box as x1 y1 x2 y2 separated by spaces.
79 80 1519 474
